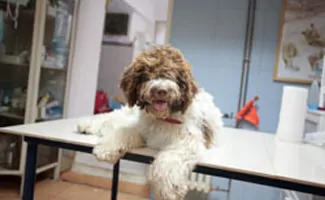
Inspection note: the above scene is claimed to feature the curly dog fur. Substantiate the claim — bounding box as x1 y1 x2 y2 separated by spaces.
77 45 224 200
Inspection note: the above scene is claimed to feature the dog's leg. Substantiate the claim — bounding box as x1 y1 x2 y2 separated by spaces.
148 142 205 200
93 126 144 163
78 107 144 163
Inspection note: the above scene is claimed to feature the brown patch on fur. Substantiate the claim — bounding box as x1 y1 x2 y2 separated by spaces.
119 45 198 113
202 119 214 148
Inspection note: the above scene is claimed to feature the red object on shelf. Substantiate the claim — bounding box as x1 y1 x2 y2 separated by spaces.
94 90 110 114
318 107 325 111
236 96 259 126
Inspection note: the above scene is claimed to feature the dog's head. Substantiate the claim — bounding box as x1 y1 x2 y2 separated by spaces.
119 45 198 119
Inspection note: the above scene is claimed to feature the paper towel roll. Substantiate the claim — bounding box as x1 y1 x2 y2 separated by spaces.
276 86 308 143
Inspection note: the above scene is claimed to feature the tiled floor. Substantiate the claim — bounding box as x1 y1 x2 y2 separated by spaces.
0 179 149 200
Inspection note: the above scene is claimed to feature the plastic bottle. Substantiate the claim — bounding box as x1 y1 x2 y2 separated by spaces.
11 88 23 109
308 80 320 110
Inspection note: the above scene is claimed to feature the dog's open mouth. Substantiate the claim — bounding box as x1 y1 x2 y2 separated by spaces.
152 100 168 111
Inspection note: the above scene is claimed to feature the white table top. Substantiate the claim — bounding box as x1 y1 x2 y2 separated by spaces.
1 118 325 190
0 118 99 147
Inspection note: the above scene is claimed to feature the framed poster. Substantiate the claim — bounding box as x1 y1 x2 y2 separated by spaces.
274 0 325 83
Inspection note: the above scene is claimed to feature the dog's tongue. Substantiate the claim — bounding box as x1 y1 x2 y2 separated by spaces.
153 102 167 111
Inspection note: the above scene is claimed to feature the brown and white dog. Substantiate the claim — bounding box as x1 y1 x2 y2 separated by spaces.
77 45 224 200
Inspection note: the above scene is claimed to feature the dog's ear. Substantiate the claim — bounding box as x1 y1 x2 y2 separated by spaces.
202 119 214 148
173 66 198 113
119 65 138 107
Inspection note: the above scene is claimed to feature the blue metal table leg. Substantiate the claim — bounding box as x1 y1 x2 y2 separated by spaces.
111 160 120 200
22 142 38 200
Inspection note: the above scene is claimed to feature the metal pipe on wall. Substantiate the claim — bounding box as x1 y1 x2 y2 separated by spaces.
242 0 257 106
236 0 257 128
237 0 252 114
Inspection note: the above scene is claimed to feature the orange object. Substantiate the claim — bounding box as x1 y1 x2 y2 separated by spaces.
236 96 259 126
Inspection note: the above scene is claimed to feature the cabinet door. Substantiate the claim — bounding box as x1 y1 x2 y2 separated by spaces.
0 0 38 171
36 0 76 122
35 0 77 167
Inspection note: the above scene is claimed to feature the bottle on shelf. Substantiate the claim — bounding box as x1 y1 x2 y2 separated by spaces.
308 80 320 110
11 88 23 110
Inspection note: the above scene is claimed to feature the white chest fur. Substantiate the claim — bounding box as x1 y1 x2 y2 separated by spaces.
138 117 203 150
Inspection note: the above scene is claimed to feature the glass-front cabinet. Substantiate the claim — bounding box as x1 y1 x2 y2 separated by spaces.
0 0 37 173
0 0 78 194
36 0 76 168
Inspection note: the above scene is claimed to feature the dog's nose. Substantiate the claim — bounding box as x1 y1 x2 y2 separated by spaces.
156 89 168 97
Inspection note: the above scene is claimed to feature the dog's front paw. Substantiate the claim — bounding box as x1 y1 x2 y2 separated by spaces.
151 180 188 200
93 144 124 164
77 118 100 135
148 166 188 200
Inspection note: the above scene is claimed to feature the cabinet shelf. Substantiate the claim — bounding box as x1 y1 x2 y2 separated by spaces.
0 112 63 122
0 61 67 72
0 112 24 120
0 161 58 176
0 168 21 176
42 66 66 72
0 61 29 67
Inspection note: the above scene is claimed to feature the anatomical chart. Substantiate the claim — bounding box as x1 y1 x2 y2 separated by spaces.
274 0 325 83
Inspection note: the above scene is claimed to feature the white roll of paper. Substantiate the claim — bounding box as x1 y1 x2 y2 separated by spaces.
276 86 308 143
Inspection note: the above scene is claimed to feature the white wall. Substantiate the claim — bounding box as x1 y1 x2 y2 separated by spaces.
125 0 157 43
124 0 155 22
155 21 167 44
107 0 133 14
154 0 169 45
66 0 106 118
124 0 169 22
97 45 133 97
154 0 169 21
128 12 155 42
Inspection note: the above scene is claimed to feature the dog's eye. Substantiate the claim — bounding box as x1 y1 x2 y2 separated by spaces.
137 73 150 83
178 81 187 89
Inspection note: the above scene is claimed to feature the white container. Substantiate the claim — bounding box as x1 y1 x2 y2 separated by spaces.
11 88 23 109
276 86 308 143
